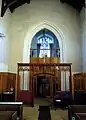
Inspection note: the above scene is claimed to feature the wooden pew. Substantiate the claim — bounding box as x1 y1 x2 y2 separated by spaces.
68 105 86 120
73 73 86 105
0 111 17 120
0 102 23 120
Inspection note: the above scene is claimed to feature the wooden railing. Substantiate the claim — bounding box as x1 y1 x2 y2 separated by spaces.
30 48 60 58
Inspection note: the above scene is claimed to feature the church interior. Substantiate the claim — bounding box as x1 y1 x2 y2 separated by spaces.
0 0 86 120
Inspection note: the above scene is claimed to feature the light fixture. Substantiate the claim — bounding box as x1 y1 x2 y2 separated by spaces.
0 33 5 38
0 33 5 41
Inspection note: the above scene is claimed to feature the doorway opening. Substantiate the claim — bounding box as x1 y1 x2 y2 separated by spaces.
37 76 50 98
34 74 59 99
34 76 50 98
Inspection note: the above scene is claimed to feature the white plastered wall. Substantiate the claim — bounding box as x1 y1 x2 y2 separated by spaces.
81 7 86 72
0 1 11 72
9 0 82 73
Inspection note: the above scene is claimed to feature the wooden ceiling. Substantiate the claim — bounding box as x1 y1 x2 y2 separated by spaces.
60 0 85 12
0 0 85 17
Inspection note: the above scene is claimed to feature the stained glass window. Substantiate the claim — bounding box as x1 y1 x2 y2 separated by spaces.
37 34 54 58
31 28 60 58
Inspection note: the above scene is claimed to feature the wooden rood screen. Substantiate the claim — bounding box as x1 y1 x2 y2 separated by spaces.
16 63 72 106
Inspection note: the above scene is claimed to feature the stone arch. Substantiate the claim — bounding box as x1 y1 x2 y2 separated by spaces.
23 21 64 63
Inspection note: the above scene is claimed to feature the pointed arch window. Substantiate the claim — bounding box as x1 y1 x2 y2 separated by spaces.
31 28 60 58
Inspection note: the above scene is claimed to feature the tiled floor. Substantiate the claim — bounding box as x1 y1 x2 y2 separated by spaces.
23 98 68 120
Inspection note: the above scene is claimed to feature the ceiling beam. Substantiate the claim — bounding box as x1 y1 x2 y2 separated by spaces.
60 0 85 12
1 0 17 17
1 0 31 17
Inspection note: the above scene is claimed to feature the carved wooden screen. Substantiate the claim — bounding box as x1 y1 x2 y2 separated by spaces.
17 63 72 105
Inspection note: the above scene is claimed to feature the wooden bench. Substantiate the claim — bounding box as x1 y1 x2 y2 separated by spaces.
68 105 86 120
75 113 86 120
0 111 17 120
0 102 23 120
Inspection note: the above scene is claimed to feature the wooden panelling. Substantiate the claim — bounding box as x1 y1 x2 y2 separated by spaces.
73 73 86 92
0 72 16 93
30 57 60 64
0 76 2 93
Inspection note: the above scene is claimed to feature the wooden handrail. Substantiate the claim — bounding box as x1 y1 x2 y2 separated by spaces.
18 63 72 66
